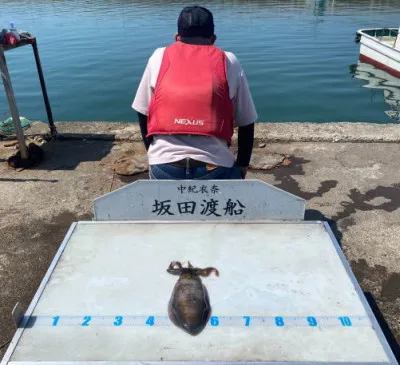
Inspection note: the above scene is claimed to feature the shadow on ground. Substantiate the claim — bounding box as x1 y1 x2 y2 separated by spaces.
364 292 400 362
117 172 149 184
333 184 400 221
34 140 114 171
304 209 343 247
259 156 338 199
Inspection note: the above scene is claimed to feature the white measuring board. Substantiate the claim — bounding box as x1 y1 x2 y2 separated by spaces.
93 180 305 221
2 221 396 365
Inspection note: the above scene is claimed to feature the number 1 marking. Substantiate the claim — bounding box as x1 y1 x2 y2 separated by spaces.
52 316 60 326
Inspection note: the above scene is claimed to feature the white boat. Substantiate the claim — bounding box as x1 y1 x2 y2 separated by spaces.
350 61 400 122
355 27 400 78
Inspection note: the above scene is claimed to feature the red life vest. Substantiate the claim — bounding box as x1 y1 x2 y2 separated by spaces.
147 41 234 144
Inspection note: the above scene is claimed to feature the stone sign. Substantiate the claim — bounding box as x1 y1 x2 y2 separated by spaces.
93 180 305 221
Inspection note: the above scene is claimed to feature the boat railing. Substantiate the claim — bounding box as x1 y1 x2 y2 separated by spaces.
363 28 398 39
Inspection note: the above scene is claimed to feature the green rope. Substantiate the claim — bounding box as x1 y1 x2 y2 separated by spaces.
0 117 31 135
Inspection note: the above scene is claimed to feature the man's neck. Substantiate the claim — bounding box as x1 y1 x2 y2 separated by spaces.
179 37 212 45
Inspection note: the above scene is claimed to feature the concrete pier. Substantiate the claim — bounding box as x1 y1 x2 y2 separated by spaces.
0 121 399 358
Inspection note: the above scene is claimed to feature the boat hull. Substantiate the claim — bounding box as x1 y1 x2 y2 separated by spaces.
357 29 400 78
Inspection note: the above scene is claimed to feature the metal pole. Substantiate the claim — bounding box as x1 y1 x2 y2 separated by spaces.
31 38 57 137
0 47 29 159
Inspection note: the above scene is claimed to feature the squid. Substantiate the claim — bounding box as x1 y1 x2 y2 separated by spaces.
167 261 219 336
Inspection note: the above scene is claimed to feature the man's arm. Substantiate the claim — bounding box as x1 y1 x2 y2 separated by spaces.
229 54 257 179
137 112 152 151
225 52 257 178
132 48 165 150
236 123 254 178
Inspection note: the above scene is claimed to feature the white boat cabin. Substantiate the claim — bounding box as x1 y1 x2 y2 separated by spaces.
356 27 400 78
357 27 399 49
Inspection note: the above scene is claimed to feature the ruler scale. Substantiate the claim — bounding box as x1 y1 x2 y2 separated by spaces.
27 315 371 328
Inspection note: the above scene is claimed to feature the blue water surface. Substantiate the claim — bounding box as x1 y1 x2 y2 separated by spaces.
1 0 399 123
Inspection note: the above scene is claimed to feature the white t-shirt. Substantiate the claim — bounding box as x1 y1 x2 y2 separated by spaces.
132 45 258 167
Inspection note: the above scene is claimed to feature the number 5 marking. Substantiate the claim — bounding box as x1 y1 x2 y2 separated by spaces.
307 316 317 327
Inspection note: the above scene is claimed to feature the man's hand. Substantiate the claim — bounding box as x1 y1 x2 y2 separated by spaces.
137 112 152 151
236 124 254 176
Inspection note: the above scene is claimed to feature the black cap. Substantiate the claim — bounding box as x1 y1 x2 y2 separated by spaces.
177 6 214 38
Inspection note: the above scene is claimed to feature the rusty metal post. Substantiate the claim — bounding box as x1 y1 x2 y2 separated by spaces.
0 46 29 159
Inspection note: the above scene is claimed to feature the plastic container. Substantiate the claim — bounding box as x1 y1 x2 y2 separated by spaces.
9 21 20 41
